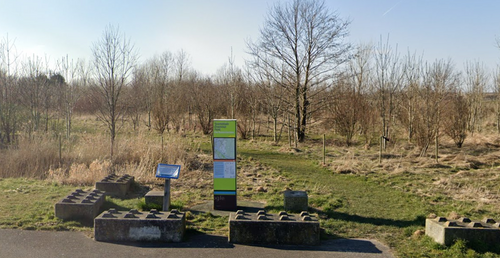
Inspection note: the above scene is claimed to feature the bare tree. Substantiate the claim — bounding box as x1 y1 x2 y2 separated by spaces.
326 76 359 146
56 56 84 139
348 43 373 145
133 63 154 130
464 61 487 135
247 0 351 142
374 36 403 158
443 89 469 148
400 51 423 142
175 49 190 82
325 44 374 147
414 59 458 159
188 77 223 135
148 52 174 135
91 25 137 162
494 67 500 133
215 51 244 120
19 55 48 136
0 35 20 146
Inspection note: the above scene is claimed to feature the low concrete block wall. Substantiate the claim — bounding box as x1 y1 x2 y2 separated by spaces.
95 174 134 197
94 209 185 242
229 210 320 245
55 189 105 226
426 217 500 246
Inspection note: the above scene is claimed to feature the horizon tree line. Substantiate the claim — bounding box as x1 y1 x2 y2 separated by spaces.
1 0 500 165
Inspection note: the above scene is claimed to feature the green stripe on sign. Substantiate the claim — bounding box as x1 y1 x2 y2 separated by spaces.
213 120 236 138
214 178 236 191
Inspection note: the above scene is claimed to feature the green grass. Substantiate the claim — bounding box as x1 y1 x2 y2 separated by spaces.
0 178 86 230
237 140 500 257
3 133 500 257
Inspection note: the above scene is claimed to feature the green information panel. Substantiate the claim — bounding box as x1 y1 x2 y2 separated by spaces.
214 178 237 191
213 120 237 138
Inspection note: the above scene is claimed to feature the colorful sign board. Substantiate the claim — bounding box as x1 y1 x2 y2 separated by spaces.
213 120 237 138
213 119 237 210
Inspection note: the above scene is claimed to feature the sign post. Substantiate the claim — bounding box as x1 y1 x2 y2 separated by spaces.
155 164 181 211
213 119 237 210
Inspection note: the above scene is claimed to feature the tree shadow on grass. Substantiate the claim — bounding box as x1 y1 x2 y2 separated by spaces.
311 207 425 228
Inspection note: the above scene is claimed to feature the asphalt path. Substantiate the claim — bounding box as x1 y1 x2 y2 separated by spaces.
0 229 394 258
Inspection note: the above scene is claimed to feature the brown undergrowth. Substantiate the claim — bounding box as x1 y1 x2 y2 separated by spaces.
319 132 500 214
0 131 198 186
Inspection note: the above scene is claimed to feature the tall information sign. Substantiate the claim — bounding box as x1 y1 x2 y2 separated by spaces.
213 119 237 210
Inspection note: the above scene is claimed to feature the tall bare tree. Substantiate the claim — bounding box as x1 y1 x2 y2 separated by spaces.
400 51 423 142
0 35 20 146
414 59 458 159
175 49 190 82
247 0 351 142
148 52 173 135
91 25 137 162
443 89 469 148
464 61 487 135
348 43 373 144
374 37 403 156
19 55 48 135
56 56 84 139
494 67 500 133
188 77 222 135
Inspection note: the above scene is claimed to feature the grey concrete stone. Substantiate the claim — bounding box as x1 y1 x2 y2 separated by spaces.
284 190 308 212
95 174 134 197
55 189 105 226
426 217 500 246
94 209 185 242
229 210 320 245
145 190 164 208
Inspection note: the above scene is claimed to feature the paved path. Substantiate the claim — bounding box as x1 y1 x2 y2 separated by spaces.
0 229 394 258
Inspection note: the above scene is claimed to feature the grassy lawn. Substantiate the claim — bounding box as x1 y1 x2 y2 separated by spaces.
0 178 83 230
237 140 500 257
2 132 500 257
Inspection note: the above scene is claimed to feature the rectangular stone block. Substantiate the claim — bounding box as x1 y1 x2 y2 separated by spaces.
145 190 163 208
229 210 320 245
55 189 105 226
426 217 500 246
94 209 185 242
284 190 308 212
95 174 134 197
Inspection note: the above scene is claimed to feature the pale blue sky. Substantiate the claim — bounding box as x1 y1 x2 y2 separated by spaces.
1 0 500 76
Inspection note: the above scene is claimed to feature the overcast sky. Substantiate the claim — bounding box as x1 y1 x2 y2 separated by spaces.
1 0 500 77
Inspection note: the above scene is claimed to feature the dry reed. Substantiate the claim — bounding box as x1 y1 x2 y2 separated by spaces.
0 132 195 186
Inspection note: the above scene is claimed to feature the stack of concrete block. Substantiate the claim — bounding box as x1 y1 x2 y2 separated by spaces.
95 174 134 197
229 210 320 245
426 216 500 246
94 209 185 242
55 189 105 225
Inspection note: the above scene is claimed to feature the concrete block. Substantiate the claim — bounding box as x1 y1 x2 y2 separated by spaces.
145 191 163 208
94 209 185 242
55 189 105 226
426 217 500 246
284 190 308 212
229 210 320 245
95 174 134 197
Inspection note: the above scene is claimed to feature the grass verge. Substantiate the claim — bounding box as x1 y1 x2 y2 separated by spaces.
237 140 500 257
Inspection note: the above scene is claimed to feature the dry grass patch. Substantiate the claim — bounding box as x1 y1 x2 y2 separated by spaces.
1 131 197 187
